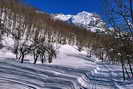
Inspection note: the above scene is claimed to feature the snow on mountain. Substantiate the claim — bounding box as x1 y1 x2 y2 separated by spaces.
54 14 72 21
54 11 106 32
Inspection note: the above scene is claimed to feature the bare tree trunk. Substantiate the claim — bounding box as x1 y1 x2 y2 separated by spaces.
41 56 44 64
121 56 126 80
122 63 126 80
124 65 130 79
20 53 24 63
48 55 52 63
41 55 46 64
33 54 38 64
127 58 133 77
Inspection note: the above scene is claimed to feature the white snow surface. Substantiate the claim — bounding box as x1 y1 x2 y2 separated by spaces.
0 36 133 89
0 44 133 89
54 14 72 21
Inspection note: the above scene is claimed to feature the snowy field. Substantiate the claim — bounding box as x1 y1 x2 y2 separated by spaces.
0 44 133 89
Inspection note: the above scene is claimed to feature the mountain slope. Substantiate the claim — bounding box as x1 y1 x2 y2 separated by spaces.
54 11 106 32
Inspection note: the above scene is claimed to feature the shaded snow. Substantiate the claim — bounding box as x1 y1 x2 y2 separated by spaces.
0 37 133 89
0 44 133 89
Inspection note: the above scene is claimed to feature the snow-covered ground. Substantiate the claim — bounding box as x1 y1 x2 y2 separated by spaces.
0 44 133 89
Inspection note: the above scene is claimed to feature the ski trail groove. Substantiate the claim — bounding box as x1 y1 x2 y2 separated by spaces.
0 59 121 89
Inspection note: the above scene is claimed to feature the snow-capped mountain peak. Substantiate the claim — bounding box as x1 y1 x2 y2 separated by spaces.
76 11 93 17
54 14 72 21
53 11 106 32
72 11 95 26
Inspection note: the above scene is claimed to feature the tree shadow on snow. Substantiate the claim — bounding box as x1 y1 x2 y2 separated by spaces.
66 54 95 62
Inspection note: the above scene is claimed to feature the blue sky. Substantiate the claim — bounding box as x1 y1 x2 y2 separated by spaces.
23 0 102 15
